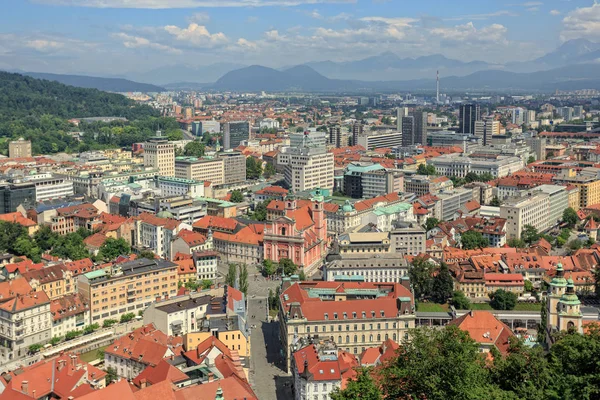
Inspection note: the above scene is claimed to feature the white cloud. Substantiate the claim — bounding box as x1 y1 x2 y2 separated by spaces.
430 22 508 44
113 32 182 53
164 23 228 47
25 39 66 52
33 0 355 8
550 10 561 16
188 12 210 23
444 10 518 21
561 3 600 41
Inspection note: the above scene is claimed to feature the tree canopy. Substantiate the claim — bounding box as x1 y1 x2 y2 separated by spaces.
490 289 518 310
562 207 578 228
461 230 490 250
246 157 263 180
334 325 600 400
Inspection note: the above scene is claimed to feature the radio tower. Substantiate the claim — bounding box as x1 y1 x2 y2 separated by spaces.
436 70 440 104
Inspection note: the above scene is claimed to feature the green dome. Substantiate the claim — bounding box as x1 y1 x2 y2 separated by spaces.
550 262 567 287
156 210 174 219
560 277 581 305
341 200 354 213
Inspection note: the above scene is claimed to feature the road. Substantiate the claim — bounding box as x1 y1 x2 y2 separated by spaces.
215 262 292 399
248 297 293 400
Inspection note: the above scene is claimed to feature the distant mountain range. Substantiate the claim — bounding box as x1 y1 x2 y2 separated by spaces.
10 39 600 93
212 63 600 93
22 72 164 92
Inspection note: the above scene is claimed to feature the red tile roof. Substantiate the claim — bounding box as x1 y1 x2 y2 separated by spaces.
449 311 514 355
50 293 89 322
193 215 238 232
132 359 189 387
137 212 181 231
0 212 37 227
176 229 208 246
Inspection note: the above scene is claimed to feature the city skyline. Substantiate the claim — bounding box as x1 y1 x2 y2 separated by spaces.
1 0 599 77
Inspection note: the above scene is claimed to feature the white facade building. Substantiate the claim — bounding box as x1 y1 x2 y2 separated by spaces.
427 154 523 178
500 192 550 240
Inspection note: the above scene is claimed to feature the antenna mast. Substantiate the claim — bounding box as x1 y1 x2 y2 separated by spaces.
436 70 440 104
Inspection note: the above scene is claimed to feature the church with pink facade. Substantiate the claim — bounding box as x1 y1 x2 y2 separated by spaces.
264 193 328 275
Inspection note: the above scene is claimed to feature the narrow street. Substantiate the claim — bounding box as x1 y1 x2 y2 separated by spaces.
248 297 293 400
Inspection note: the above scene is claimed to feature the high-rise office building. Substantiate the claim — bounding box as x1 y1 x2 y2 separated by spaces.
512 108 525 125
8 138 32 158
573 106 584 120
277 132 334 191
223 121 250 150
396 107 408 132
459 104 481 134
401 112 427 146
0 182 36 213
474 117 500 146
352 123 363 146
143 131 175 177
328 125 342 147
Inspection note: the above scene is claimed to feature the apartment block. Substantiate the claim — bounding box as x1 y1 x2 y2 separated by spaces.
323 253 409 283
49 293 90 339
404 175 453 197
8 138 32 158
175 156 224 185
143 292 211 336
0 279 52 363
78 258 178 325
219 151 246 184
500 192 550 240
389 224 426 256
144 134 175 177
534 184 569 228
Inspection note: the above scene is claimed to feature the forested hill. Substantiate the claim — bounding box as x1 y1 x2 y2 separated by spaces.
24 72 164 93
0 72 169 155
0 71 158 121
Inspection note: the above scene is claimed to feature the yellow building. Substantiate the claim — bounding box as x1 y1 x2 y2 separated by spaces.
557 173 600 209
78 258 178 325
175 156 224 185
22 264 76 300
184 317 250 360
566 185 581 211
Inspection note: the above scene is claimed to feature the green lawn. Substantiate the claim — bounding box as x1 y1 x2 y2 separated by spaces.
79 345 107 363
416 302 449 312
417 302 542 312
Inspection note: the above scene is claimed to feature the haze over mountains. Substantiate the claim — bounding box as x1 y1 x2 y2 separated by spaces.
3 39 600 93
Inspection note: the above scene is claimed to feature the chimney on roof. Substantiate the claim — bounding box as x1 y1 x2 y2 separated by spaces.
140 378 148 389
70 354 77 367
469 310 474 317
208 372 214 383
58 359 66 371
21 381 28 394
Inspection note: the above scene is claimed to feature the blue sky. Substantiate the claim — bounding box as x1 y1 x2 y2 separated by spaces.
1 0 599 76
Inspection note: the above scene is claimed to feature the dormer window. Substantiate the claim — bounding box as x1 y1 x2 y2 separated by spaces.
371 311 375 317
352 312 357 319
380 310 385 317
324 313 329 320
343 312 347 319
334 312 338 319
362 311 366 318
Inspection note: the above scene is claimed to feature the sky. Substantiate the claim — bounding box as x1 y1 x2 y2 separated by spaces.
1 0 600 76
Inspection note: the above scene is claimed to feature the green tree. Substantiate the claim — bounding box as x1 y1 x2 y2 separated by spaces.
298 270 307 281
239 264 249 296
230 190 244 203
490 289 517 310
263 163 276 179
34 225 58 251
507 238 527 248
450 290 470 309
184 140 205 157
166 130 183 141
527 155 536 164
490 196 501 207
538 298 548 344
106 367 119 384
97 237 130 262
65 330 82 340
521 224 540 245
563 207 578 228
417 164 436 176
331 368 382 400
28 344 42 353
262 259 276 276
225 263 237 287
524 280 534 293
409 256 434 300
200 279 213 289
97 348 105 360
431 262 454 303
568 239 583 251
120 312 135 323
103 319 118 328
460 230 490 250
278 258 297 275
246 157 263 180
83 323 100 334
249 200 268 222
424 217 440 232
381 326 494 400
139 250 155 259
49 336 62 345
